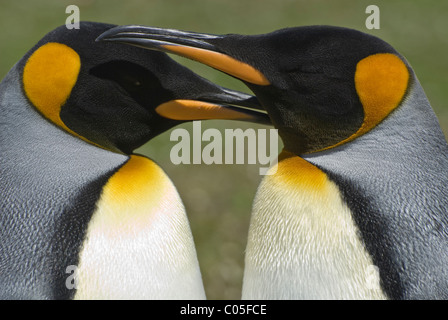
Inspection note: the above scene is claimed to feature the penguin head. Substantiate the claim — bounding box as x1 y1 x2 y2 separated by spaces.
19 22 268 154
98 25 411 154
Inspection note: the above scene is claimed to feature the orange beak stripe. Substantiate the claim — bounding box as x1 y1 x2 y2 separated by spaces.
155 99 256 121
163 45 270 86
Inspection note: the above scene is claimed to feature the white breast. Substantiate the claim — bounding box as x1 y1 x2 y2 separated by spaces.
74 155 205 299
242 153 387 300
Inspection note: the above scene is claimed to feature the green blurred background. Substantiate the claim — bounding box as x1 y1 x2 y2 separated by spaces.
1 0 446 299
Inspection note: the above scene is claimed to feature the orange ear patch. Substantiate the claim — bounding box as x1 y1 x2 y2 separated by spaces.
331 53 409 149
23 42 81 131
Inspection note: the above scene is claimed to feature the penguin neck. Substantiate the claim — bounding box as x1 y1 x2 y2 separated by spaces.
304 76 448 203
304 75 448 194
305 75 447 164
302 76 448 299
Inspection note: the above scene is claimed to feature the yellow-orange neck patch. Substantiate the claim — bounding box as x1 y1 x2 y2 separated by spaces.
329 53 409 149
23 42 81 134
96 155 172 227
270 150 328 193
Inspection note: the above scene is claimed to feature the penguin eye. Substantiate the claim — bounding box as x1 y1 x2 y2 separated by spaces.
123 75 141 86
121 75 143 91
90 60 158 92
90 60 165 107
281 63 324 74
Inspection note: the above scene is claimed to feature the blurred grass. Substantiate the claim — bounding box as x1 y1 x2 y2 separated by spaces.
1 0 446 299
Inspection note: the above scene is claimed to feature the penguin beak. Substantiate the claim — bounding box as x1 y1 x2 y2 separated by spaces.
97 26 270 125
96 25 270 87
153 87 270 125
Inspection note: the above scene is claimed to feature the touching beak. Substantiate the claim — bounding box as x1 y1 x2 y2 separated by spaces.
97 26 270 125
96 25 270 87
154 87 271 125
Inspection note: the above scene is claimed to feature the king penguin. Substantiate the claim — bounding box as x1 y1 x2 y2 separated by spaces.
0 22 269 300
99 25 448 299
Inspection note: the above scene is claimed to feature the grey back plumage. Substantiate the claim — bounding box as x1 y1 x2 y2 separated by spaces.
304 74 448 299
0 66 128 299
